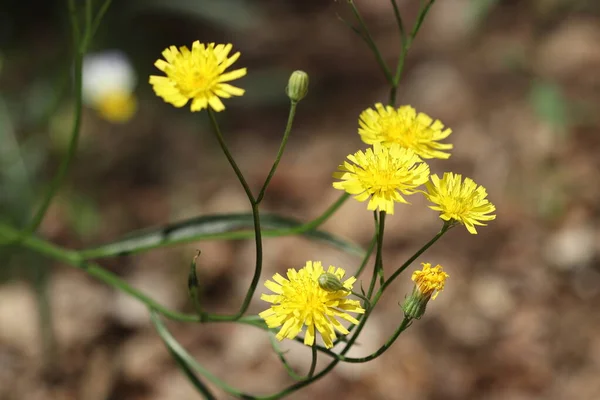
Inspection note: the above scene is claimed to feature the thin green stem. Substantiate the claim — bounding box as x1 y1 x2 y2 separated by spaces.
376 211 386 285
24 1 86 235
90 0 113 39
0 222 200 323
381 221 451 293
256 101 298 204
206 109 262 320
269 336 307 381
389 0 406 41
330 317 412 363
389 0 436 106
307 345 318 379
151 311 245 398
352 233 376 279
207 110 256 203
347 0 393 84
34 265 57 367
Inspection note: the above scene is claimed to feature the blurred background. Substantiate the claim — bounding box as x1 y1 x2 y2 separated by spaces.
2 0 600 399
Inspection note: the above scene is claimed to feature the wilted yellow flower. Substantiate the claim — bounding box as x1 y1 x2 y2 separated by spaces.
259 261 364 349
424 172 496 234
402 263 449 319
359 103 452 159
333 143 430 215
149 41 246 112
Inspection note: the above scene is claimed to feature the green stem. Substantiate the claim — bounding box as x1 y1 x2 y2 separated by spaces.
329 317 412 363
24 3 86 235
381 221 451 293
352 233 376 279
389 0 436 106
90 0 114 39
367 211 385 298
0 222 200 323
151 311 245 398
207 110 256 203
348 0 393 84
307 345 318 379
256 101 297 204
206 110 262 320
389 0 406 41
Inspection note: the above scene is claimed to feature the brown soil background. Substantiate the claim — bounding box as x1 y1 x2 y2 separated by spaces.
2 0 600 399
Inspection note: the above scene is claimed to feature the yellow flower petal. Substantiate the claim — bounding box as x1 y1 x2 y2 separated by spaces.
259 261 364 349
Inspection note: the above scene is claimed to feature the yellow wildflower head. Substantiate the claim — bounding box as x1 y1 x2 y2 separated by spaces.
333 143 430 215
259 261 365 349
402 263 449 319
149 41 246 112
82 50 137 123
424 172 496 234
411 263 448 300
358 103 453 159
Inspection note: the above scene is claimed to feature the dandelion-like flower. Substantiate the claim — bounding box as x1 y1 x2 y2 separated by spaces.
333 143 430 215
358 103 453 159
424 172 496 234
83 50 137 123
259 261 365 349
401 263 449 319
149 41 246 112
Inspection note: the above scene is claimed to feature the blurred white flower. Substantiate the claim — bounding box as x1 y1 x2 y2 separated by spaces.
82 50 137 123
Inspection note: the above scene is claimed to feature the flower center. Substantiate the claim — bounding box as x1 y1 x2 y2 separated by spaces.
380 113 421 148
169 55 220 97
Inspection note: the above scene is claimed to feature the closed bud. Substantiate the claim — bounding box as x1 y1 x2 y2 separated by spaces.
318 272 346 292
286 70 309 102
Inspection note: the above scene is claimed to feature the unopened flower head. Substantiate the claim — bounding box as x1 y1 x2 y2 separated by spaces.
402 263 449 319
149 41 246 112
424 172 496 234
83 50 137 123
359 103 453 159
286 70 309 102
259 261 365 349
333 143 430 215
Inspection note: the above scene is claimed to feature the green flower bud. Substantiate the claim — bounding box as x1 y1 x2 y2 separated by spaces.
401 287 428 319
286 70 309 102
318 272 346 292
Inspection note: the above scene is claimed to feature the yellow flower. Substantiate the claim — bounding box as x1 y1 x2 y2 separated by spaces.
358 103 453 159
333 143 430 215
259 261 365 349
424 172 496 234
149 41 246 112
411 263 449 300
82 50 137 123
402 263 449 319
95 90 137 123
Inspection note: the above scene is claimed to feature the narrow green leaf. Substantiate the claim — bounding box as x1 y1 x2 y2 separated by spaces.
80 213 364 259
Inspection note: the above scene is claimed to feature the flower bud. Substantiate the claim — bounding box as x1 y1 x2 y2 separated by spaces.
318 272 345 292
286 70 309 102
401 263 449 320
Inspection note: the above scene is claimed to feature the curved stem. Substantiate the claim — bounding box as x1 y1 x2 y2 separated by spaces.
24 2 86 235
207 110 256 203
307 345 318 379
206 110 262 320
381 221 451 293
0 222 200 323
352 233 376 279
256 101 297 204
389 0 436 106
331 317 412 363
347 0 393 84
